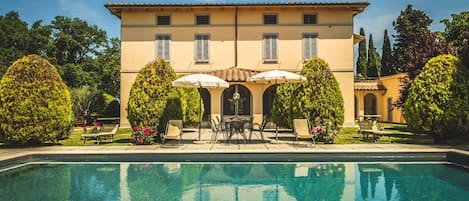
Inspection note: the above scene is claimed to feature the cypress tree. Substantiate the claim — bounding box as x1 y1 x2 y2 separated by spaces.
356 27 367 78
381 29 394 76
367 34 380 78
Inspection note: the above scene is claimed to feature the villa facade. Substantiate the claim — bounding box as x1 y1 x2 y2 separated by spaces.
105 2 369 128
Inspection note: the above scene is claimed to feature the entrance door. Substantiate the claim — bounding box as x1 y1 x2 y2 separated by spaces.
222 84 252 119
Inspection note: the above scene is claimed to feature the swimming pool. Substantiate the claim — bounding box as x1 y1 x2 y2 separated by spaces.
1 162 468 201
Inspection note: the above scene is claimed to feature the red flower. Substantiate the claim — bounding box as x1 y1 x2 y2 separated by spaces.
144 127 150 136
137 136 143 143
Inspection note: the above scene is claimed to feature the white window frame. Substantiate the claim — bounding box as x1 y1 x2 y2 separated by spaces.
156 34 171 61
303 33 318 61
263 33 278 62
195 34 210 63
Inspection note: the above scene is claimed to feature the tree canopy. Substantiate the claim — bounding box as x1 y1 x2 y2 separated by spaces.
356 27 367 78
381 29 394 76
367 34 380 78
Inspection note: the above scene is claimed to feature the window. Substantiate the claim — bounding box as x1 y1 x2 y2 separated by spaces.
263 15 277 24
303 14 317 24
263 34 278 62
196 15 210 25
303 33 317 61
157 15 170 25
156 35 171 60
195 34 209 62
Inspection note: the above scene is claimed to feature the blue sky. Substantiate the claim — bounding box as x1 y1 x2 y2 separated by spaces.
1 0 468 53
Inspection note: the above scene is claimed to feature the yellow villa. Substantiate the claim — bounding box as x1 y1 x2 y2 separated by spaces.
105 2 369 128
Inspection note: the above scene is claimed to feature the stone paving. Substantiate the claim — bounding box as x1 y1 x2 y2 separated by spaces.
0 128 468 162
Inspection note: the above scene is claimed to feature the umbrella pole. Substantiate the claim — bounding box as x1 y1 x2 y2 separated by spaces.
275 80 279 141
199 86 202 141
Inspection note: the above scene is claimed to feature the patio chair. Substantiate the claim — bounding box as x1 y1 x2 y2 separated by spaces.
358 120 382 141
293 119 316 147
160 120 183 146
210 118 225 143
82 124 119 145
248 115 267 142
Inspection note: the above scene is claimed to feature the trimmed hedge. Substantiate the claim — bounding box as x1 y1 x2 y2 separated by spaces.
272 57 344 128
0 54 73 145
404 54 469 143
127 59 175 127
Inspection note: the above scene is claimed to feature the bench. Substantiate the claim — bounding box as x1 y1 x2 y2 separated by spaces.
81 124 119 144
358 120 382 141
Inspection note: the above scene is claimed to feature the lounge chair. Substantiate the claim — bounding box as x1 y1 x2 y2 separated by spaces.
358 119 382 141
160 120 183 146
293 119 316 146
81 124 119 144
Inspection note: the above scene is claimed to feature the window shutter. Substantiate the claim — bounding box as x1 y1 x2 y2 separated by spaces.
156 36 163 59
270 35 277 60
310 35 317 57
203 35 209 60
164 36 170 60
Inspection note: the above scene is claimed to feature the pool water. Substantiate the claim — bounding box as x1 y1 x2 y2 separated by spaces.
0 162 468 201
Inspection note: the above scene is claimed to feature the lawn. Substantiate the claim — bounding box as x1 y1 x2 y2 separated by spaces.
57 123 469 146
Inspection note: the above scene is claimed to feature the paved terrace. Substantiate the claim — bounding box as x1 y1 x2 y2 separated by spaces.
0 128 468 162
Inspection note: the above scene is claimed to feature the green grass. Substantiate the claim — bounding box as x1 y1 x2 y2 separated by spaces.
58 126 133 146
55 123 468 146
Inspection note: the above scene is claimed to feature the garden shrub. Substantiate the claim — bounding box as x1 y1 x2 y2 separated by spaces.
0 54 73 145
404 54 468 143
159 84 203 131
272 57 344 128
127 59 175 127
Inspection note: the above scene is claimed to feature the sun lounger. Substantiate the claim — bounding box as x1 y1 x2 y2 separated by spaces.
160 120 183 146
82 124 119 144
293 119 316 146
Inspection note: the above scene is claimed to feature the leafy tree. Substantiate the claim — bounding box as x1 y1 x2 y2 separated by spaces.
397 30 455 107
441 11 469 49
272 57 344 128
367 34 381 78
159 87 202 131
392 5 432 73
381 29 394 76
127 59 175 127
0 11 50 78
404 55 468 143
356 27 367 78
97 38 120 97
0 55 73 145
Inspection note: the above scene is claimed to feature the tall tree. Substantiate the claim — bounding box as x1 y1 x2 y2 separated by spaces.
356 27 367 78
381 29 394 76
96 38 120 97
0 11 50 78
442 11 469 68
367 34 380 78
397 29 455 107
392 5 432 73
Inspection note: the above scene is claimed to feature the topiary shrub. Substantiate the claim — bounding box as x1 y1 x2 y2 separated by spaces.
272 57 344 128
159 84 203 132
0 54 73 145
127 59 175 127
404 54 468 143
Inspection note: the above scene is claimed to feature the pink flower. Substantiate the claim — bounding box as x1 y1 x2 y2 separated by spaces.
312 127 319 133
144 129 151 136
321 126 327 133
137 136 143 143
337 125 342 129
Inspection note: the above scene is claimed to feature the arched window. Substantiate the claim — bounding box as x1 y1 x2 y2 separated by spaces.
222 84 252 118
263 84 278 118
364 93 377 115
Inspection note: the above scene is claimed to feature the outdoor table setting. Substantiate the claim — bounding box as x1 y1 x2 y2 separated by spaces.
224 117 250 144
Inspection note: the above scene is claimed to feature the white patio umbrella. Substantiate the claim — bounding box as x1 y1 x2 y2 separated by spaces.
172 73 229 142
247 70 306 142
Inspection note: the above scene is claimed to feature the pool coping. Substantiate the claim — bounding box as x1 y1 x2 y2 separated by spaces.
0 144 468 170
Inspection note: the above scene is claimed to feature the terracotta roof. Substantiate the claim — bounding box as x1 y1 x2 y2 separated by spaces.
207 67 261 82
105 2 369 18
354 82 386 91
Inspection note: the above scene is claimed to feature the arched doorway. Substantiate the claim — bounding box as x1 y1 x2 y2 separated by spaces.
364 93 377 115
222 84 252 119
198 88 211 122
263 84 278 118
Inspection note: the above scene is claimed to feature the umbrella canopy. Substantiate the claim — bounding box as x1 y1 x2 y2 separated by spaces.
246 69 306 84
247 69 306 142
172 73 229 142
172 73 229 88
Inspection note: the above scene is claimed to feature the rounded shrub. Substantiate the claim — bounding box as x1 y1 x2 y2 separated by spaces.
127 59 176 127
272 57 344 128
0 54 73 145
404 54 468 143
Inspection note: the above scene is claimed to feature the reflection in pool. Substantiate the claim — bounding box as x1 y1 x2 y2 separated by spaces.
0 162 468 201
